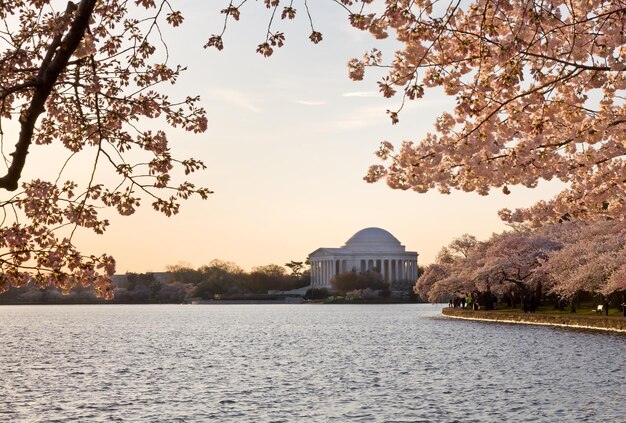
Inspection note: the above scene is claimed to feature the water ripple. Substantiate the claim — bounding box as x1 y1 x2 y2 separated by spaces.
0 304 624 422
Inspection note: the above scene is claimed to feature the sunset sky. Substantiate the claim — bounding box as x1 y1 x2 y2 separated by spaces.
25 2 565 273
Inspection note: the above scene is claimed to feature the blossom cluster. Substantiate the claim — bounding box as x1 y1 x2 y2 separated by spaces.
350 0 625 225
415 220 626 303
212 0 625 225
0 1 211 296
207 0 325 56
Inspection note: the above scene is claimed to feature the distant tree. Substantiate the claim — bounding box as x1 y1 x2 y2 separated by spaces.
18 289 46 303
193 259 245 298
416 270 467 304
166 264 204 285
434 247 455 265
123 272 160 302
111 288 135 303
415 235 480 302
448 234 478 259
299 268 311 286
251 264 287 277
198 259 244 277
156 282 192 303
126 272 156 291
332 270 387 294
246 263 306 293
0 285 30 304
285 261 305 277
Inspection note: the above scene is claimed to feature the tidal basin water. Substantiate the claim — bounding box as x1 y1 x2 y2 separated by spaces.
0 304 624 422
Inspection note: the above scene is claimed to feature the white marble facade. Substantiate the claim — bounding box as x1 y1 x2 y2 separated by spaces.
309 227 419 289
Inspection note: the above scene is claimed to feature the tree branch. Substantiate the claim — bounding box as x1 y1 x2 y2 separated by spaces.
0 0 96 191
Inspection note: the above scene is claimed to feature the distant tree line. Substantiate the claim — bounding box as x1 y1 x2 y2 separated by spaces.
306 268 422 302
164 260 310 301
0 259 310 304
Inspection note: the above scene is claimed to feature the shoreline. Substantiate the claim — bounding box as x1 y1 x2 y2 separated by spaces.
442 308 626 334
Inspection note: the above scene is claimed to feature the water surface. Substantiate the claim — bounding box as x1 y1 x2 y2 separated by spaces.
0 304 624 422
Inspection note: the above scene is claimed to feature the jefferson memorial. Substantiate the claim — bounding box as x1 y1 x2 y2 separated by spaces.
309 227 419 289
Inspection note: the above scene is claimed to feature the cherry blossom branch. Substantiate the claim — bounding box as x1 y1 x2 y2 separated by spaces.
0 0 96 191
463 68 583 140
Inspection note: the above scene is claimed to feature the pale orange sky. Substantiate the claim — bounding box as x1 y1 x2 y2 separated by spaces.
19 2 566 273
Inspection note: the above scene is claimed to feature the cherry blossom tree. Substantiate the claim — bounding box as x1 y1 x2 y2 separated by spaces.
415 232 546 307
360 0 626 226
473 231 561 296
414 263 458 303
5 1 626 300
213 0 625 226
603 265 626 298
538 220 626 299
447 233 478 259
414 238 479 303
416 221 625 307
0 1 210 298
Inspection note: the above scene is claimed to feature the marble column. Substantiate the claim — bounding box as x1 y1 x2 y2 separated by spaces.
327 259 332 286
383 258 391 283
318 261 322 286
325 260 329 286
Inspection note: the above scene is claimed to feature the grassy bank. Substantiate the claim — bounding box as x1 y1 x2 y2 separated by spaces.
442 308 626 333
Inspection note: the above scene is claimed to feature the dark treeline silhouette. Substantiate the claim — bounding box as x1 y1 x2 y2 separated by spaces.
0 259 311 304
331 270 388 294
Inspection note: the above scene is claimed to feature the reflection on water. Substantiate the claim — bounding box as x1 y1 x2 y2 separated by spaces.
0 304 624 422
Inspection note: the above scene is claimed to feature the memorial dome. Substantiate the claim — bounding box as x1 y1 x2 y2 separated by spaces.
343 227 405 253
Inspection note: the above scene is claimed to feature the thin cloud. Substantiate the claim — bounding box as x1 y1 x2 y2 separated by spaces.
333 96 456 130
342 91 379 98
297 100 327 106
332 106 387 130
211 89 262 113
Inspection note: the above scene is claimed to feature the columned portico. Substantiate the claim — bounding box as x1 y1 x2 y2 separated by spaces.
309 227 419 289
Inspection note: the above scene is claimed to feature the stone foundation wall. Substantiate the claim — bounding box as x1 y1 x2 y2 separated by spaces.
442 308 626 333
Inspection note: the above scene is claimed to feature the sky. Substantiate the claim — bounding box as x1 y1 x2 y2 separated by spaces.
22 1 565 274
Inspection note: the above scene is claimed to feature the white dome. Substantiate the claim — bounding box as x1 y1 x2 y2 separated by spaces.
343 227 405 253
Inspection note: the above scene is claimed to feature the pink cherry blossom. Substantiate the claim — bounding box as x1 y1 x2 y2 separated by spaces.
213 1 624 225
0 1 211 297
415 220 625 304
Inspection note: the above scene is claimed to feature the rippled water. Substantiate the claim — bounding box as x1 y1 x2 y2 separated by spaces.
0 304 624 422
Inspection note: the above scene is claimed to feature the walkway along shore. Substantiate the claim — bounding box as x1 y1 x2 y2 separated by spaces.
442 308 626 334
